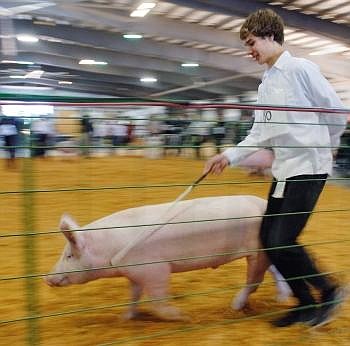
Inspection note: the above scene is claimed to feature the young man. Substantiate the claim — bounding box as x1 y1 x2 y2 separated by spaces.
203 9 347 328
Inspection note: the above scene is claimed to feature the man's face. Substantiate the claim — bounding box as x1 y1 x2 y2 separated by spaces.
244 33 274 65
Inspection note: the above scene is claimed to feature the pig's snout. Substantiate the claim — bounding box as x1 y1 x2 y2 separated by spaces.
44 276 54 286
44 274 68 287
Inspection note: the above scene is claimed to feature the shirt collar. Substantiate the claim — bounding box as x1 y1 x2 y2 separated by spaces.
263 50 291 80
273 50 291 70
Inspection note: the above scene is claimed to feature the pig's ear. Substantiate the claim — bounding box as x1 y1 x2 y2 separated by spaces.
59 213 81 245
60 213 80 231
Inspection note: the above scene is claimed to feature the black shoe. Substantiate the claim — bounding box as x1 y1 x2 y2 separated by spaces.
311 286 348 328
271 305 318 327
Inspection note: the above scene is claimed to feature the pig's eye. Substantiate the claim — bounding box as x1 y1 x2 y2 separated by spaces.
66 253 73 259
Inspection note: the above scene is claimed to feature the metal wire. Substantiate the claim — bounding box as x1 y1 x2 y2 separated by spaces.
1 176 349 196
1 206 349 239
2 143 350 150
97 297 347 346
1 236 349 282
0 97 349 114
1 268 348 326
1 98 349 344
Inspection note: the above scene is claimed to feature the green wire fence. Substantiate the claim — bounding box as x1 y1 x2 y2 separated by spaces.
1 96 350 345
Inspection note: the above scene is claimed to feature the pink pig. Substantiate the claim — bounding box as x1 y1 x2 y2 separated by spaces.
46 195 291 321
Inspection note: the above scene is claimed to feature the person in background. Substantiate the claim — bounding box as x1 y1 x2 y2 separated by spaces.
211 109 226 154
203 9 347 328
0 115 19 168
109 120 128 153
31 116 55 157
80 114 94 157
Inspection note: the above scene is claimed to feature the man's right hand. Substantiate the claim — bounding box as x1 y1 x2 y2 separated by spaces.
203 154 229 176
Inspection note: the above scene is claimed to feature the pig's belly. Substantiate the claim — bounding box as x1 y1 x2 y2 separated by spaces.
169 252 245 273
134 227 256 273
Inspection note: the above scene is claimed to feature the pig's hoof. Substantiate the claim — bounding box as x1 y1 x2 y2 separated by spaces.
121 310 139 321
153 306 191 322
276 283 293 302
231 296 247 310
276 290 292 302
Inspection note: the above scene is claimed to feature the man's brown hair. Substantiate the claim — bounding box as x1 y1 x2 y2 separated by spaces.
240 9 284 45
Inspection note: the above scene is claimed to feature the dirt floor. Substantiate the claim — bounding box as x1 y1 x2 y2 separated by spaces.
0 155 349 345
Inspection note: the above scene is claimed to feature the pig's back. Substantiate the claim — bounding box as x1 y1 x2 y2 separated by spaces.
113 195 267 271
97 195 265 225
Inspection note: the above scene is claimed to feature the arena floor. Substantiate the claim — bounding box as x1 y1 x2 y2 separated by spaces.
0 156 349 345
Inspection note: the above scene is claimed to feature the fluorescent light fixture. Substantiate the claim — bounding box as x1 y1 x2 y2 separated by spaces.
138 2 156 10
79 59 95 65
309 45 350 56
130 2 156 17
0 85 53 91
16 34 39 43
130 9 150 17
123 34 143 39
288 36 319 45
9 75 26 79
79 59 107 65
25 70 44 79
284 32 307 41
1 60 34 65
58 81 72 85
181 62 199 67
140 77 157 83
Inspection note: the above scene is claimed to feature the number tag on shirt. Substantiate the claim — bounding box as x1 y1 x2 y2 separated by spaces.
262 88 289 138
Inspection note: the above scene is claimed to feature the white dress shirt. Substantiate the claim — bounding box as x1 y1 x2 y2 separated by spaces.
223 51 347 186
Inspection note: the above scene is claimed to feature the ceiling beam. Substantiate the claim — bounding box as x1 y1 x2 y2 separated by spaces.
14 19 260 75
166 0 350 45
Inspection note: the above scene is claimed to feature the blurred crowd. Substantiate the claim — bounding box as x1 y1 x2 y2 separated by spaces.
1 109 350 178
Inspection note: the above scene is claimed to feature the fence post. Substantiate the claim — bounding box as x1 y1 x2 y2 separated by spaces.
22 157 39 345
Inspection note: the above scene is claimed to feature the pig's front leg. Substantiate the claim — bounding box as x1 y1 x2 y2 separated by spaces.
122 281 143 320
144 263 191 322
122 262 190 322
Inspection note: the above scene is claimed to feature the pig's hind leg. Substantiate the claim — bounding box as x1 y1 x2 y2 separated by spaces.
232 253 269 310
268 265 292 302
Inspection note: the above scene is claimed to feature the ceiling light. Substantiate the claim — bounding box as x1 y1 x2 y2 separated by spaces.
0 86 53 91
140 77 157 83
123 34 143 39
79 59 95 65
79 59 108 65
58 81 72 85
130 2 156 17
130 9 150 17
284 32 307 41
138 2 156 10
181 62 199 67
25 70 44 79
16 34 39 43
309 45 350 56
1 60 34 65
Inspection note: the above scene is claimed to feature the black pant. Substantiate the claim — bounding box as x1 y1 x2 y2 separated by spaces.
260 174 334 305
4 135 17 159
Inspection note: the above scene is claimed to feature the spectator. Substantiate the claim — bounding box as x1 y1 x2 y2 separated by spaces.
31 116 55 157
0 115 19 168
80 114 94 157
